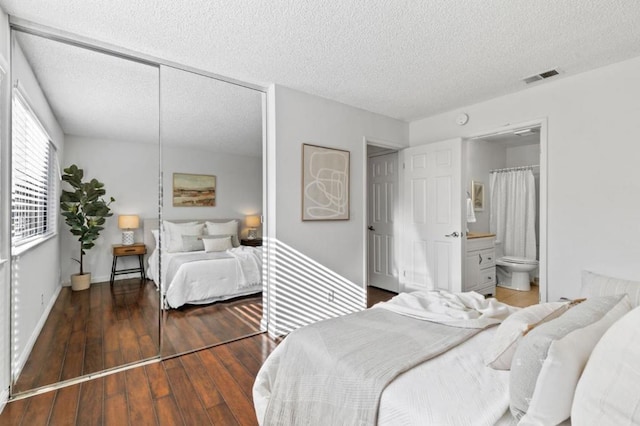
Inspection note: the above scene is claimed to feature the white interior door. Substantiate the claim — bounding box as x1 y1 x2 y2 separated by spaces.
401 138 463 293
367 152 399 292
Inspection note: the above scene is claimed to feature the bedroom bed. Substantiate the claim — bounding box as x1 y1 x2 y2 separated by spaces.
254 271 640 425
144 218 263 309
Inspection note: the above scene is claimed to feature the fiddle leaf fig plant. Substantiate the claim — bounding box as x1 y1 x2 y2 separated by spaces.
60 164 115 275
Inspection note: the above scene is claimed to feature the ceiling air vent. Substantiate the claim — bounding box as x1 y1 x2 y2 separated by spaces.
523 69 560 84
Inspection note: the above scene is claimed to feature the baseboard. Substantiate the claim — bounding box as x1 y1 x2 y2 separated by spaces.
13 285 61 382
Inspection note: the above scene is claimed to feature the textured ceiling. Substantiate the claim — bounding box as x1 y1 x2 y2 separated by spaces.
3 0 640 122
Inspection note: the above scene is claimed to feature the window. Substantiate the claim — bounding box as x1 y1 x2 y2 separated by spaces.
11 91 58 248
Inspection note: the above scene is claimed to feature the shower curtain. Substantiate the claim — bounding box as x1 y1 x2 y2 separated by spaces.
489 169 536 259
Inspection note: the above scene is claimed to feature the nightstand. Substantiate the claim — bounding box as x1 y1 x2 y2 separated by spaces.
110 243 147 285
240 238 263 247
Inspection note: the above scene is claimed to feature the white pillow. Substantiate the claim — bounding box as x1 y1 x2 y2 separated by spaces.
162 221 204 252
203 236 232 252
572 305 640 425
181 235 204 252
581 270 640 308
205 220 239 247
151 229 159 245
510 295 632 425
484 302 570 370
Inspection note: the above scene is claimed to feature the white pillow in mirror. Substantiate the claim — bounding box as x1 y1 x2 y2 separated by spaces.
205 220 239 247
162 221 204 252
203 236 232 252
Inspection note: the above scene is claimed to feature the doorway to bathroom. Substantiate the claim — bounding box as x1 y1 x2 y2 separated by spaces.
466 119 547 302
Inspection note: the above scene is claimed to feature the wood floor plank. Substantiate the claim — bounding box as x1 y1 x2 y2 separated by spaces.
20 391 55 425
60 329 86 381
145 363 171 399
126 368 158 426
211 344 255 399
104 394 128 426
155 396 184 426
197 349 257 426
164 361 212 425
48 384 80 426
178 352 225 409
76 377 104 426
207 403 241 426
0 397 29 425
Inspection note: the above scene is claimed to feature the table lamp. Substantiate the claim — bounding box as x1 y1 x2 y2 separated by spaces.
246 215 261 240
118 215 139 245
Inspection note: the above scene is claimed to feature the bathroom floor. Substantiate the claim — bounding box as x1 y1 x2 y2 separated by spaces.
495 284 539 307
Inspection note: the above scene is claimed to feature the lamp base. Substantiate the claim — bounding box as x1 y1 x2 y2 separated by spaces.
122 230 135 245
248 228 257 240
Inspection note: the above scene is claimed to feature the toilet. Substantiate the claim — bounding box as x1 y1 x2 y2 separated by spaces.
494 241 538 291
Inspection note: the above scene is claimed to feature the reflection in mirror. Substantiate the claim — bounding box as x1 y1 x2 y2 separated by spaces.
10 30 160 394
157 65 265 357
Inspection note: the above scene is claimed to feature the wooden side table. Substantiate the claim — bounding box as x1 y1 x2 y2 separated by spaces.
240 238 263 247
111 243 147 285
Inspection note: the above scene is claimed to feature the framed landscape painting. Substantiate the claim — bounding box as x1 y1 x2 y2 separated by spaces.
302 143 350 221
173 173 216 207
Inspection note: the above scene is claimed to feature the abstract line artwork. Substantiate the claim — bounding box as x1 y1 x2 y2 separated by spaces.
173 173 216 207
302 143 350 221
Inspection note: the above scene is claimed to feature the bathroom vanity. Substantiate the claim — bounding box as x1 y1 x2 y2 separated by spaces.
465 233 496 296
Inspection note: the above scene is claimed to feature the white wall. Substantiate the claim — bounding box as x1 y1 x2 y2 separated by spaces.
162 145 262 231
267 85 408 335
11 39 65 382
61 136 159 283
62 136 262 283
411 55 640 301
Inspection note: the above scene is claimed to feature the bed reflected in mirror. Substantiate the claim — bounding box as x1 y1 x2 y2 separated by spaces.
158 65 266 358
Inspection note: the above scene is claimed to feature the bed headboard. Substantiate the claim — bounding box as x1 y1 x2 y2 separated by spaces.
142 218 242 252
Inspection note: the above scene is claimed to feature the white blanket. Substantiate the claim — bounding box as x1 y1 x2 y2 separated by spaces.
255 290 514 426
375 289 517 328
148 246 262 308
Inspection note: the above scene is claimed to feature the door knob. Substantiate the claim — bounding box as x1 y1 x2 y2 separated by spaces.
445 231 460 238
368 226 375 231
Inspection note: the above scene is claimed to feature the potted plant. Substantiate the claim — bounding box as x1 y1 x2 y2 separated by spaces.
60 164 115 291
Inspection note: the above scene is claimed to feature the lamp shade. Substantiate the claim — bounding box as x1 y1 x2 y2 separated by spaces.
118 215 139 230
246 215 261 228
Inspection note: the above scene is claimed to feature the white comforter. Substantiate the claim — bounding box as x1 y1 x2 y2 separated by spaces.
254 290 519 425
148 246 262 308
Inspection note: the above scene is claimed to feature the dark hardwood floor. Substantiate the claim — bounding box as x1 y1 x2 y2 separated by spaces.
14 279 160 393
162 294 263 357
0 333 279 425
14 278 264 394
366 286 397 307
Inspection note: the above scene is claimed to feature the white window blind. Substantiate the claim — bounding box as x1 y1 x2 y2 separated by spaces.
11 91 57 247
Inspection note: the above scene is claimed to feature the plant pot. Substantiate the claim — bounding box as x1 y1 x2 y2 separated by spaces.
71 273 91 291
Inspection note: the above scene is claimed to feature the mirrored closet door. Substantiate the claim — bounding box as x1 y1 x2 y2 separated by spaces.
158 65 266 357
10 29 161 395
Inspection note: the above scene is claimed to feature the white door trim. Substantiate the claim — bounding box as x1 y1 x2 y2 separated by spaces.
467 118 548 302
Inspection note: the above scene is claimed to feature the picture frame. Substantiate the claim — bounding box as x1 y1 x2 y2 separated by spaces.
471 180 484 211
301 143 350 221
173 173 216 207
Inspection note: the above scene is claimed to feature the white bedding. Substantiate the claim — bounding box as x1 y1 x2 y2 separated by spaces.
148 246 262 308
378 327 514 426
254 291 519 425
